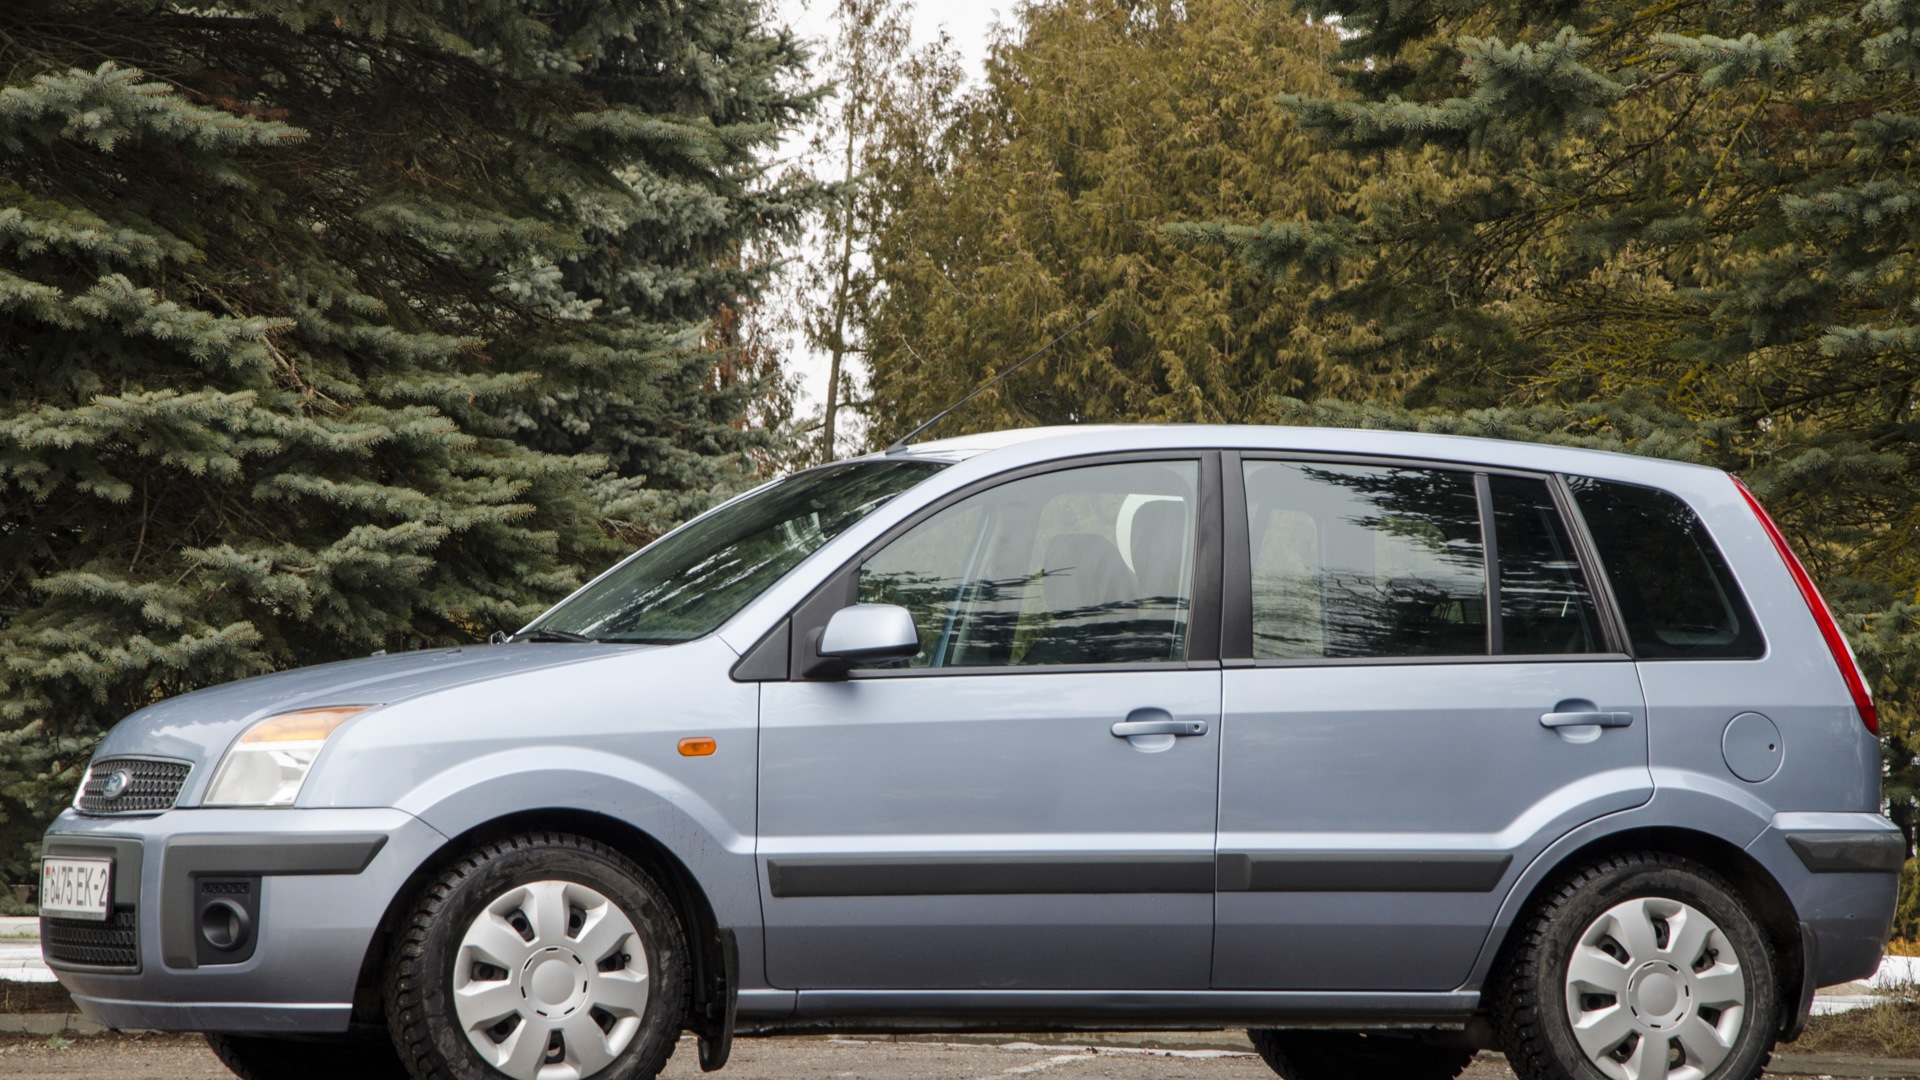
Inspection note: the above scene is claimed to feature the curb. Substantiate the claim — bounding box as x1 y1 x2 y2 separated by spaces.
1769 1052 1920 1079
0 1013 105 1036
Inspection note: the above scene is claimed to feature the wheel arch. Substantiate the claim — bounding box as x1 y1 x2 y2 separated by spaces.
348 807 731 1039
1477 825 1802 1021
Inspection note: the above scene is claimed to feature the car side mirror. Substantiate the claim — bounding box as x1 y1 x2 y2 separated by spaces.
804 604 920 679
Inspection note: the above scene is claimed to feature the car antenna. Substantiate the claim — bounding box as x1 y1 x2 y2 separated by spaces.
885 309 1101 452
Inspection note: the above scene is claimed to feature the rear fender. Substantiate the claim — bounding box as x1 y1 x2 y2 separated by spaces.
1466 776 1777 993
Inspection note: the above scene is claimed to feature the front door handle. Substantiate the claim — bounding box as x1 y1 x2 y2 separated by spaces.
1111 718 1209 738
1540 710 1633 729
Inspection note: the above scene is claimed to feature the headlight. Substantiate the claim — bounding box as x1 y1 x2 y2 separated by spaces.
204 706 377 807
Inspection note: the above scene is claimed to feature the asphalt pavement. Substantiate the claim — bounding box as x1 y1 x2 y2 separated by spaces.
3 1031 1918 1080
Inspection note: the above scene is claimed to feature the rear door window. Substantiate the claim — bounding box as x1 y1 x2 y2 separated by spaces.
1490 475 1602 655
1566 477 1764 659
1242 461 1487 659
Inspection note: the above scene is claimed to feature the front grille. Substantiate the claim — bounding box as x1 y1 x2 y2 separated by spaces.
42 909 138 969
77 757 190 814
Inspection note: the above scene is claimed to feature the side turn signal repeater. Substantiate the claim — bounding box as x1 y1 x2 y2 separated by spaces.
678 737 717 757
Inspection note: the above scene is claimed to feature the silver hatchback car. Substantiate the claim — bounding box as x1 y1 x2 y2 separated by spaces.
41 426 1903 1080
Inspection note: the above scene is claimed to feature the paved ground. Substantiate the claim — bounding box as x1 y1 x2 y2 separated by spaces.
5 923 1914 1079
0 1033 1477 1079
2 1032 1916 1079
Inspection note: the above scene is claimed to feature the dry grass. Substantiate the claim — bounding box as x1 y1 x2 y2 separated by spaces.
1888 938 1920 957
1796 950 1920 1060
1793 1000 1920 1058
0 981 71 1014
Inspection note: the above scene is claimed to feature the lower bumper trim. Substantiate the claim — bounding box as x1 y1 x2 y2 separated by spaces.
71 994 352 1034
162 831 389 968
1785 831 1908 874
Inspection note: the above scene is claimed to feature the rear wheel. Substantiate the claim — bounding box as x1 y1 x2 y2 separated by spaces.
1246 1030 1475 1079
204 1028 408 1080
1494 852 1777 1080
386 833 690 1080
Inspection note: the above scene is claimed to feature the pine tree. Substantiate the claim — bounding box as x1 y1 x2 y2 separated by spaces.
0 0 815 902
1184 0 1920 863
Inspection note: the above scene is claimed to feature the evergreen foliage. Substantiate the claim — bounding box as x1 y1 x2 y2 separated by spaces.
855 0 1390 444
1189 0 1920 857
0 0 813 899
1899 856 1919 942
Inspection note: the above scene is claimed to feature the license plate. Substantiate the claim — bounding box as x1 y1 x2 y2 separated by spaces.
40 857 113 921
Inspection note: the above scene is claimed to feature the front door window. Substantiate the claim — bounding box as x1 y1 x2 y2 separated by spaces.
857 460 1200 668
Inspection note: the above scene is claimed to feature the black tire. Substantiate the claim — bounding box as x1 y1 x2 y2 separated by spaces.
385 832 690 1080
1247 1030 1475 1080
205 1028 410 1080
1492 852 1777 1080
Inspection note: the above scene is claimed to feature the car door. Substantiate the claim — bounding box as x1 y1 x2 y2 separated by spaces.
1212 457 1652 990
757 455 1224 990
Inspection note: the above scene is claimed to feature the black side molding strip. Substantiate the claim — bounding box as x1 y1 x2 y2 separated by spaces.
770 988 1481 1030
161 832 389 969
767 855 1215 898
1217 852 1513 893
1785 831 1908 874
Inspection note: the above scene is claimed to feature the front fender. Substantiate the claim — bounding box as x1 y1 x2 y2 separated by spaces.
298 637 762 935
396 752 760 932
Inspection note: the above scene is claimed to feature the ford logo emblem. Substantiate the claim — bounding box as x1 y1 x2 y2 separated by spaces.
100 770 132 800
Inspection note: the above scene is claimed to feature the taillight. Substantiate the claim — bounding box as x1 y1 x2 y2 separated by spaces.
1733 477 1877 734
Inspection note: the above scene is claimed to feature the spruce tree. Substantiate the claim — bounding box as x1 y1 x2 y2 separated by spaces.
0 0 814 901
1183 0 1920 863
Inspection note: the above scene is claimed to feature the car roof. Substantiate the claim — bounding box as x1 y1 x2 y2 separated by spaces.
879 423 1721 484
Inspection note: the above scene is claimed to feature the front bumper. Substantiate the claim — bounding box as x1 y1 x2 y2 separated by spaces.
42 806 446 1033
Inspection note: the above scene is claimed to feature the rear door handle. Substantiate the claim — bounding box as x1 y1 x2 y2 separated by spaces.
1111 719 1209 738
1540 710 1633 729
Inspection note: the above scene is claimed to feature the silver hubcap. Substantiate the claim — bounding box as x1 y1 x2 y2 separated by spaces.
454 880 648 1079
1564 897 1747 1080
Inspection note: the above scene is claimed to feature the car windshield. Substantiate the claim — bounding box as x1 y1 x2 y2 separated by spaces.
525 459 946 644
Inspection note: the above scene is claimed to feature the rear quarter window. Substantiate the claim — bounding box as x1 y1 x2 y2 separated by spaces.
1566 476 1765 659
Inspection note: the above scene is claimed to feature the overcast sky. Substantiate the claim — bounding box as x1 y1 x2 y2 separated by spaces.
767 0 1009 435
779 0 1005 95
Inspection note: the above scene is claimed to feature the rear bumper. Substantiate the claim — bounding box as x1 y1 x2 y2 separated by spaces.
1748 812 1905 989
41 806 445 1034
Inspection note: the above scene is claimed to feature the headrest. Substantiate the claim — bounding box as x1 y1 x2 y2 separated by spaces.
1128 500 1188 601
1040 533 1137 615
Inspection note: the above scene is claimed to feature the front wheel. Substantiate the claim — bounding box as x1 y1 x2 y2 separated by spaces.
1494 852 1778 1080
1245 1030 1475 1079
385 833 690 1080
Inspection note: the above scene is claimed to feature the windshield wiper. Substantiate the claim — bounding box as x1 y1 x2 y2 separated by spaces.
512 627 598 643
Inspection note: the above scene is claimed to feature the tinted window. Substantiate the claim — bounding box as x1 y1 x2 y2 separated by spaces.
858 461 1197 668
1567 477 1763 659
1491 475 1601 655
531 460 944 643
1243 462 1486 659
